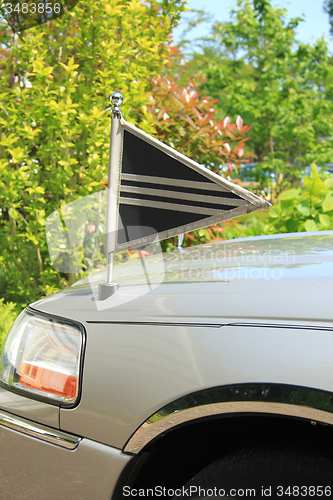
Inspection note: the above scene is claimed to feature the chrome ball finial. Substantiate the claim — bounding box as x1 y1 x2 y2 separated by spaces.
110 92 123 118
110 92 123 107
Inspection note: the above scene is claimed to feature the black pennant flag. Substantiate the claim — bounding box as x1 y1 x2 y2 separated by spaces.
114 120 270 251
44 108 271 300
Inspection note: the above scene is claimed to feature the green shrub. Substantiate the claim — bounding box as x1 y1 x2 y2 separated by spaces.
267 164 333 233
0 298 18 349
176 163 333 246
223 163 333 238
0 0 185 309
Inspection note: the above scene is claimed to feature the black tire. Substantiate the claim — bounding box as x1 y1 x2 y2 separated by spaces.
178 445 333 499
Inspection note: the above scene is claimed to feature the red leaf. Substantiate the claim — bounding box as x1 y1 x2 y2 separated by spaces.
183 115 198 129
185 232 195 240
192 107 203 121
210 226 226 233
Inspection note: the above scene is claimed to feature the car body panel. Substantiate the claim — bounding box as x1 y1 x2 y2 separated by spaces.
0 418 130 500
0 386 59 428
31 232 333 326
59 322 333 449
26 231 333 449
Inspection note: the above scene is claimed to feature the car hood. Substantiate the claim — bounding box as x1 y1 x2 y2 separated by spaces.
31 231 333 326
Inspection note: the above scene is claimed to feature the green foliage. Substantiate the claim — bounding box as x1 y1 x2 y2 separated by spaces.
266 164 333 233
324 0 333 37
222 164 333 239
171 163 333 247
178 0 333 196
0 298 18 349
0 0 185 307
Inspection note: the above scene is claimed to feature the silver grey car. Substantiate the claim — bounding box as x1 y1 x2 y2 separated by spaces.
1 230 333 499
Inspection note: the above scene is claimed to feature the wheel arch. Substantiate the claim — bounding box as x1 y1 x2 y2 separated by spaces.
111 383 333 497
113 413 333 498
123 382 333 454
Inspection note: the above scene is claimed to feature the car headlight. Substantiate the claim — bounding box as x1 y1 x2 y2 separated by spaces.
0 309 84 406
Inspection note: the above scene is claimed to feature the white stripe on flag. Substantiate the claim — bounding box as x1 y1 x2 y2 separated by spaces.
121 173 230 193
120 185 246 207
120 197 222 215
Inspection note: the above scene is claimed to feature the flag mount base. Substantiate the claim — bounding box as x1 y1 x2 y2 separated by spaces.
98 282 119 300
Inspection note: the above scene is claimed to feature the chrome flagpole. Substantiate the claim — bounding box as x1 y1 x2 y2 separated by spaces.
98 92 123 300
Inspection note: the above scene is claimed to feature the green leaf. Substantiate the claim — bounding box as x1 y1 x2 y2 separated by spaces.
319 213 331 227
278 188 300 200
310 163 320 181
303 176 325 196
304 219 318 232
8 208 19 220
324 177 333 189
322 193 333 213
296 202 310 216
268 204 281 218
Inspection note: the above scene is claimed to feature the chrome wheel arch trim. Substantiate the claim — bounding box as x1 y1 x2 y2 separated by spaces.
124 384 333 454
0 409 81 450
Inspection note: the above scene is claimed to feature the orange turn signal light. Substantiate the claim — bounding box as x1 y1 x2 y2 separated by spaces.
19 363 77 400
